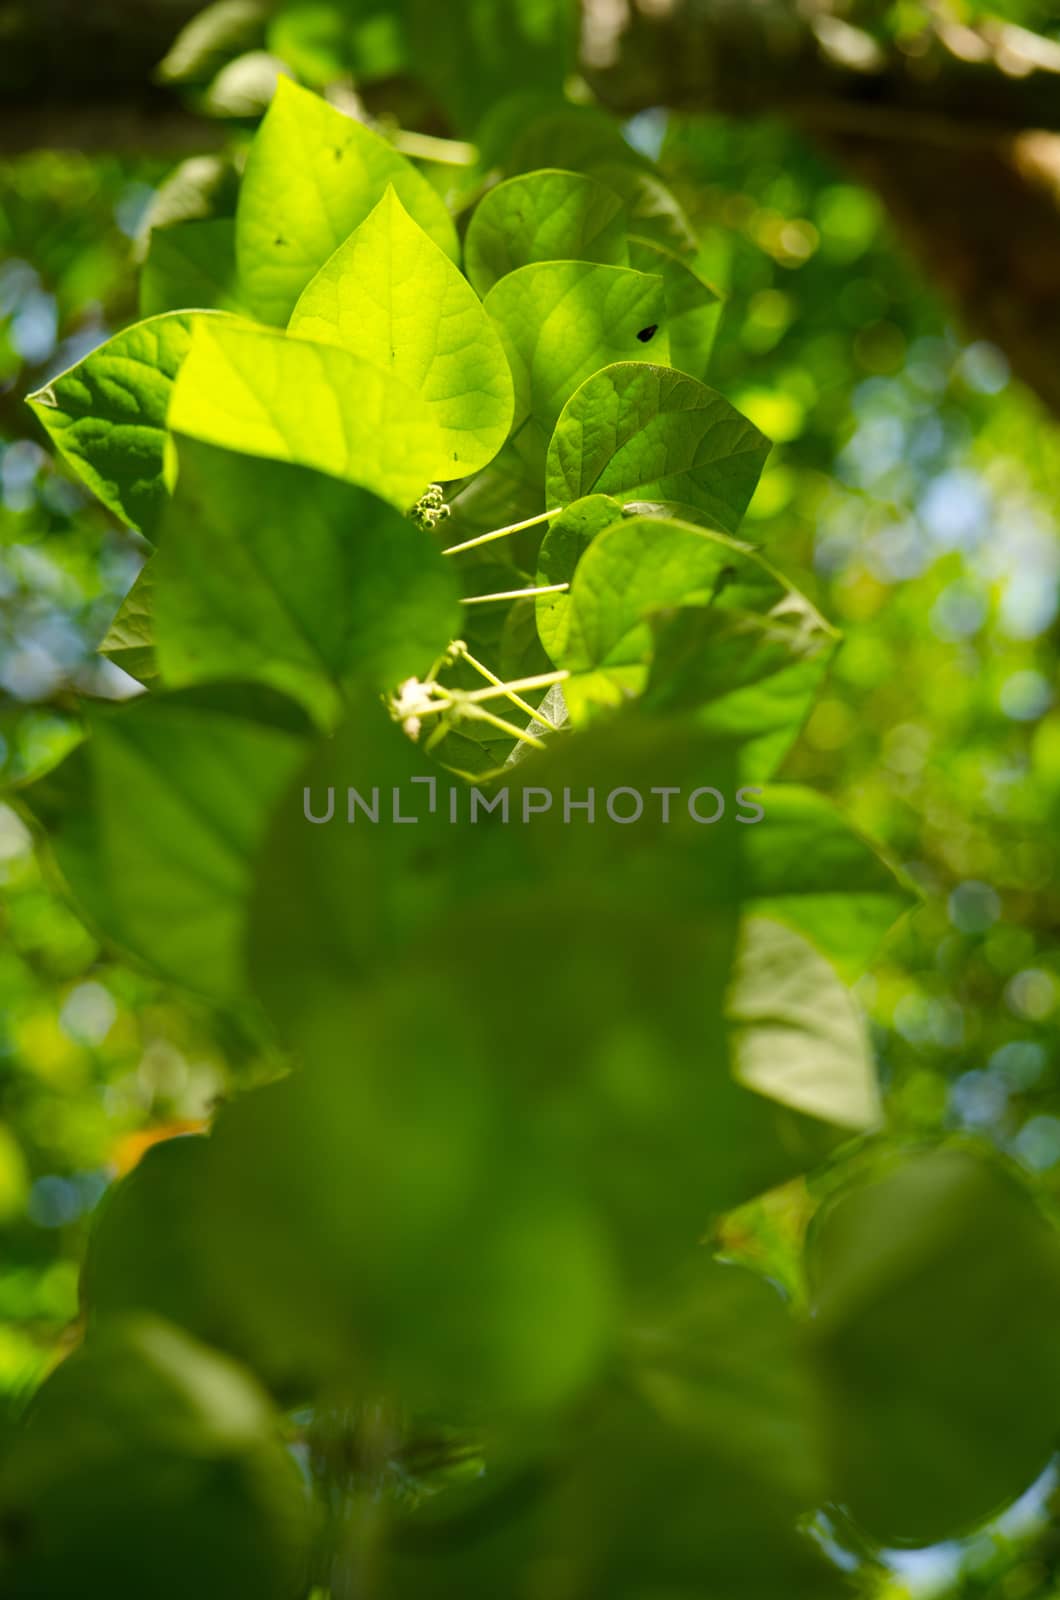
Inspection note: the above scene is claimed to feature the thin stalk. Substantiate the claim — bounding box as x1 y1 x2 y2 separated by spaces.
462 671 569 702
461 583 569 606
456 647 558 729
467 705 548 750
442 507 562 557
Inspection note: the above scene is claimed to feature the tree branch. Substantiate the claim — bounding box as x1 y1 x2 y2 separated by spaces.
583 0 1060 422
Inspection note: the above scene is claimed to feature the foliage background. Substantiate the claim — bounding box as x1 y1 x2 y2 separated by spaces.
4 2 1060 1594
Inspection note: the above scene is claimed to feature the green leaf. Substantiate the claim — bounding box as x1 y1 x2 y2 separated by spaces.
152 437 460 719
26 311 224 539
168 317 448 505
741 785 915 978
290 187 513 477
99 564 158 688
547 363 770 535
248 705 839 1285
82 1137 233 1358
535 493 624 662
269 0 408 84
629 236 722 380
507 105 644 177
727 917 880 1131
483 263 667 465
236 76 458 325
140 219 243 317
809 1148 1060 1543
0 1314 311 1600
385 1262 844 1600
24 688 311 1001
200 982 617 1413
590 162 699 256
404 0 572 135
464 169 629 297
643 595 837 778
550 513 833 762
157 0 268 85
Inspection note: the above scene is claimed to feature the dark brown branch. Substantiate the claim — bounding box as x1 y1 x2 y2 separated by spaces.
580 0 1060 140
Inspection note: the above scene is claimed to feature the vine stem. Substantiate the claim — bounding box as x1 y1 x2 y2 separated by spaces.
389 129 478 166
467 705 548 750
462 583 568 605
455 646 563 729
462 672 568 701
441 507 563 557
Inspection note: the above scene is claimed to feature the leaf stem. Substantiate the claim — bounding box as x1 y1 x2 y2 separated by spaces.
461 583 569 605
466 705 548 750
454 645 559 729
389 130 479 166
442 507 563 557
462 672 569 702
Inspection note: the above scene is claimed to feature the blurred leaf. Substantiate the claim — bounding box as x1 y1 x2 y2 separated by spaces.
200 988 617 1413
727 917 881 1131
404 0 572 135
157 0 269 86
23 688 311 1001
740 785 915 977
644 595 838 778
590 163 699 257
809 1148 1060 1544
140 219 243 317
629 236 723 380
0 1315 311 1600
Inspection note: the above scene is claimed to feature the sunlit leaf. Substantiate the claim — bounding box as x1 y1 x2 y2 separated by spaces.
727 917 880 1131
484 263 667 465
236 76 458 324
290 187 513 476
168 317 448 504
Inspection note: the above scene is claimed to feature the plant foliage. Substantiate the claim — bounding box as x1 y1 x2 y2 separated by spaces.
4 48 1057 1600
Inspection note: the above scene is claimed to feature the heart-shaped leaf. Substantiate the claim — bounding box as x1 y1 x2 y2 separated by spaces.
464 169 629 297
236 76 458 324
140 219 243 317
484 263 667 466
168 317 447 504
27 311 228 538
547 363 769 535
629 237 722 380
152 436 460 719
290 186 513 477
